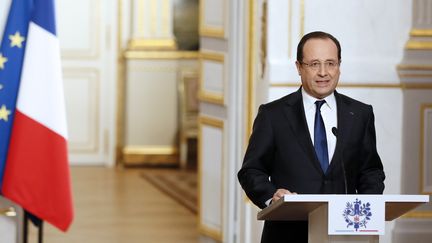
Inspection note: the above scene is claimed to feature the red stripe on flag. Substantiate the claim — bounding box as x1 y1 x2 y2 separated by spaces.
2 110 73 231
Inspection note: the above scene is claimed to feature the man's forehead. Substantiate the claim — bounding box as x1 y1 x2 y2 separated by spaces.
302 38 338 58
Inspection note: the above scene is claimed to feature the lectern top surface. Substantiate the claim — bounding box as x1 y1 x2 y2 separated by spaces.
279 194 429 203
257 194 429 221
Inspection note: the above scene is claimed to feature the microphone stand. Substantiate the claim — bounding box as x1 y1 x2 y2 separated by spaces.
332 127 348 194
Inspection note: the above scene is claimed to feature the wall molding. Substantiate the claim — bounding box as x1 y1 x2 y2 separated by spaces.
405 41 432 50
410 29 432 37
60 0 101 59
124 51 199 59
199 0 226 39
63 68 100 153
269 82 432 89
420 104 432 195
127 38 177 51
122 145 178 165
198 115 224 241
199 51 226 105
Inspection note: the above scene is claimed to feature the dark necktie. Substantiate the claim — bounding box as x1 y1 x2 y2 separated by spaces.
314 100 329 173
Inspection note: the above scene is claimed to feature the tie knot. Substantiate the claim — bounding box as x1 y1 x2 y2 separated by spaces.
315 100 326 110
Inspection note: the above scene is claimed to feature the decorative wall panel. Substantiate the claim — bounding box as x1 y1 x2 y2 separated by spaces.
123 59 179 165
200 0 226 38
57 0 100 59
63 69 100 154
199 52 225 105
199 116 224 241
421 104 432 194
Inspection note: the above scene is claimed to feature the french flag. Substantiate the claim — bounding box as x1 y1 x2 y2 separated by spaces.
0 0 73 231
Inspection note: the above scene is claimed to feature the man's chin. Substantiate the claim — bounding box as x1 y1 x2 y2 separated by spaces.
313 89 333 99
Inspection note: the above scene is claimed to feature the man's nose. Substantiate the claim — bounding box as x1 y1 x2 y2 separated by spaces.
318 64 328 76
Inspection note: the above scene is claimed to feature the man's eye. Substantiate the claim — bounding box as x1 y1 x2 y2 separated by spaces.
327 62 336 67
311 63 320 67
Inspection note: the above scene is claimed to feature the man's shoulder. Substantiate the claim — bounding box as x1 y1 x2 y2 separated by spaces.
335 91 373 111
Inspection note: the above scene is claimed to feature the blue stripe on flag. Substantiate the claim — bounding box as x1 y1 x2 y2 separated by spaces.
0 0 33 189
32 0 57 35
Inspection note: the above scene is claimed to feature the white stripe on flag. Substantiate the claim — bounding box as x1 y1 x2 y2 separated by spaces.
16 22 68 139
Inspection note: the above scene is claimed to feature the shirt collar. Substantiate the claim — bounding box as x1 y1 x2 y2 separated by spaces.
301 87 336 111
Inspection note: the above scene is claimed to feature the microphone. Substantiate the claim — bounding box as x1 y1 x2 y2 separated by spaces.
332 127 347 194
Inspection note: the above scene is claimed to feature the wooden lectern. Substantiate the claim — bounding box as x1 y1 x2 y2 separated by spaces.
257 195 429 243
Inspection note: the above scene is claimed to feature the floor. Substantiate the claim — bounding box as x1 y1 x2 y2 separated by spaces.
28 166 199 243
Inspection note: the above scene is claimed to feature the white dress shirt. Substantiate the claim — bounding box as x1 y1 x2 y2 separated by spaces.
301 88 337 163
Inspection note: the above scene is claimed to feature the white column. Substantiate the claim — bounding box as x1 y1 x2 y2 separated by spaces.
394 0 432 242
129 0 176 50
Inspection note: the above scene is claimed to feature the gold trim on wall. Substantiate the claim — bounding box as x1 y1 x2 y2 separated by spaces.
405 40 432 50
200 27 225 38
398 73 432 78
269 82 432 89
199 116 224 128
259 2 267 95
338 83 401 89
122 146 178 165
420 104 432 195
269 83 401 88
198 116 224 241
124 50 199 59
397 64 432 71
198 91 224 105
123 146 178 154
199 225 222 242
199 0 226 39
127 38 177 50
116 0 126 164
410 29 432 37
397 64 432 79
199 52 225 105
247 0 256 136
200 52 225 62
403 83 432 89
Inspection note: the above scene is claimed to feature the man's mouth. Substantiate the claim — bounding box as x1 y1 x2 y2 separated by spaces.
316 80 329 85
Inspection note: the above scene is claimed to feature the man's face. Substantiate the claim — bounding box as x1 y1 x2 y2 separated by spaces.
296 38 340 99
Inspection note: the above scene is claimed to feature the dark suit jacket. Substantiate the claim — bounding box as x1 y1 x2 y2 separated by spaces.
237 88 385 243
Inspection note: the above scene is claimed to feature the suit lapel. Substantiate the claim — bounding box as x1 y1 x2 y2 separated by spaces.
282 88 323 173
328 91 355 170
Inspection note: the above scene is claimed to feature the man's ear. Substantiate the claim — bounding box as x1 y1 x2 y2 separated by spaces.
295 61 301 75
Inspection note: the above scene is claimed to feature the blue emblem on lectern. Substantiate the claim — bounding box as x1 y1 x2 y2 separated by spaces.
343 198 372 231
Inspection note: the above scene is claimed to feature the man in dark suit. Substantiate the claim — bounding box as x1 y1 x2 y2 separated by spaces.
237 31 385 243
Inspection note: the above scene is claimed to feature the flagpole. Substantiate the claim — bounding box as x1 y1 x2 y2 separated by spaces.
38 220 43 243
23 211 43 243
23 212 28 243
